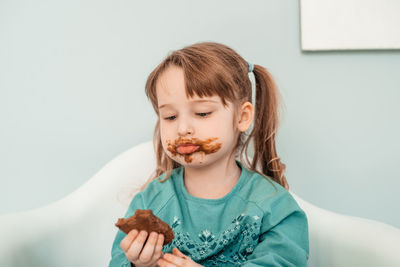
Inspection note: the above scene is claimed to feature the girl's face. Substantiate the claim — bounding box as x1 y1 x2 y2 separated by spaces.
156 65 240 168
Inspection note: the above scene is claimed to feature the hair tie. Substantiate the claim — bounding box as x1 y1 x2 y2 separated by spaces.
247 62 254 73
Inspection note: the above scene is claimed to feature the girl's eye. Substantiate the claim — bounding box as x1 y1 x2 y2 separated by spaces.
163 112 212 121
164 115 176 121
196 112 212 118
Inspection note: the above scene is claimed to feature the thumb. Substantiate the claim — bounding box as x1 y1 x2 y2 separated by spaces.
172 247 186 258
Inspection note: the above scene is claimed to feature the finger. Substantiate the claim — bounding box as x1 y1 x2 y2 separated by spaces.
126 230 148 261
138 231 158 263
152 233 165 260
172 247 187 258
120 229 139 252
157 258 178 267
163 253 185 266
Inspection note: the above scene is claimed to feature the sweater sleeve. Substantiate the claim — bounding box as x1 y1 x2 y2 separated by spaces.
108 192 145 267
242 192 310 267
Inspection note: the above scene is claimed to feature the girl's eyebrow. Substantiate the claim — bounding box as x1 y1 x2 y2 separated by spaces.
158 99 219 109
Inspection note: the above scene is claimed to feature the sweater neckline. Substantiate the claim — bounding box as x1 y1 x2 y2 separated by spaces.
175 160 247 204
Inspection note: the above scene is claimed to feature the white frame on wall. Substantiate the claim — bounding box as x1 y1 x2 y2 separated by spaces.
300 0 400 51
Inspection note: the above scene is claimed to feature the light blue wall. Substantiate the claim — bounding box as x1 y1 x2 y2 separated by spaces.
1 0 399 228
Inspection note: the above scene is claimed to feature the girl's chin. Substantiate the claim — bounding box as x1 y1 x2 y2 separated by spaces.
172 152 209 166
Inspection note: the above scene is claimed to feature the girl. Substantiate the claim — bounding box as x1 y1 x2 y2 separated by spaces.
109 42 309 267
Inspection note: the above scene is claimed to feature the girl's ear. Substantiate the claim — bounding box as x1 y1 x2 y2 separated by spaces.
237 101 254 132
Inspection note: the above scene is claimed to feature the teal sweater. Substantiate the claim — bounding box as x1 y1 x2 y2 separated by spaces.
109 160 309 266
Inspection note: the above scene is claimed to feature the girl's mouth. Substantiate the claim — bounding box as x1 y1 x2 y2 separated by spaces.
166 137 221 163
176 144 200 154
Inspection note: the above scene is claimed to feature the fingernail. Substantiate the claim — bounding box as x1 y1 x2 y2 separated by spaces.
130 229 138 235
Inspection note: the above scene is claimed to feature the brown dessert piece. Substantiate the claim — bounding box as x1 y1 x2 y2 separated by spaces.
115 209 174 245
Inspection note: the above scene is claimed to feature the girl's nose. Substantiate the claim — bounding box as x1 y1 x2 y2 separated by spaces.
177 120 194 136
178 127 194 136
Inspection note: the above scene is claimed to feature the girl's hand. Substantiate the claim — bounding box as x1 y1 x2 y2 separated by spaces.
120 229 165 267
157 247 204 267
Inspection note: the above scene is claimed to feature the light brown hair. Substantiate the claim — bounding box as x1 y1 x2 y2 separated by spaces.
139 41 289 192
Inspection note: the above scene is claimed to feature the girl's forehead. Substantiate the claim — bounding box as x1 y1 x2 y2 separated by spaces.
155 65 226 107
186 94 221 102
155 65 184 94
158 93 222 109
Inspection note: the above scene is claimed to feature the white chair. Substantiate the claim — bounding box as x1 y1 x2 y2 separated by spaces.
1 140 400 267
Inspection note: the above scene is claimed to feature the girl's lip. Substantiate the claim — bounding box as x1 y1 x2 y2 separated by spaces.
176 144 200 154
177 143 197 147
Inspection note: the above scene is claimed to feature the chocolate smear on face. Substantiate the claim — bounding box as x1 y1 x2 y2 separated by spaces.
166 137 221 163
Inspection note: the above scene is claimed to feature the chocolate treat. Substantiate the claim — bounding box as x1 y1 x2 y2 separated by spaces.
115 209 174 245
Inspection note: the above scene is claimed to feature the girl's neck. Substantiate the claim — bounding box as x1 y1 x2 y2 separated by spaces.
182 157 241 199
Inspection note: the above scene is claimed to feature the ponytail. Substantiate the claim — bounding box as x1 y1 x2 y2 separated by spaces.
239 64 289 190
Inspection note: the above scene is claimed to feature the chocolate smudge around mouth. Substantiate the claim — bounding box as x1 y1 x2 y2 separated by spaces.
166 137 222 163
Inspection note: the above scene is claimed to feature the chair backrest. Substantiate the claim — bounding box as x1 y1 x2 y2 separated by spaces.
0 141 155 267
1 140 400 267
290 191 400 266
